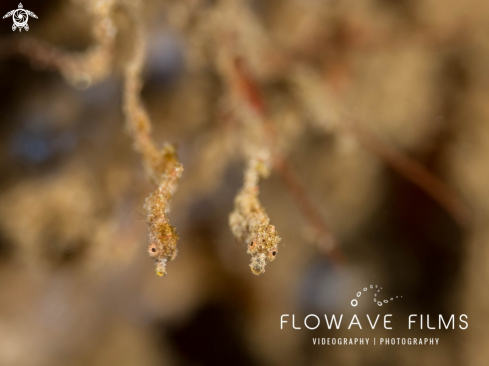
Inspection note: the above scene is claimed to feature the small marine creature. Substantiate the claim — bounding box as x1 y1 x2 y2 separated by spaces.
143 146 183 277
3 3 37 32
229 158 281 275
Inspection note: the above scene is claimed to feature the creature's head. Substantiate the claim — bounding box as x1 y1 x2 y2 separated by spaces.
154 258 169 277
247 224 280 275
147 224 178 276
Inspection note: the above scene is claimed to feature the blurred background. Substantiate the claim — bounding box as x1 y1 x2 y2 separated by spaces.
0 0 488 365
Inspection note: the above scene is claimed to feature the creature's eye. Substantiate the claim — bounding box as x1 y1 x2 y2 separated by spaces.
148 243 158 257
247 240 259 254
268 248 277 260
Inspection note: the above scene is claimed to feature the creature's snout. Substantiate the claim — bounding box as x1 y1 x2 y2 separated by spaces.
249 253 267 275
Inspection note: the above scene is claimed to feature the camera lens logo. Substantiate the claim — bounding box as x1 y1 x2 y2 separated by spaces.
351 285 402 307
3 3 37 32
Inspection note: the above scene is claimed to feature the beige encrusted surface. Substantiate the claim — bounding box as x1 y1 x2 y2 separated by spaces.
122 9 184 276
143 146 183 276
1 0 488 364
230 158 281 275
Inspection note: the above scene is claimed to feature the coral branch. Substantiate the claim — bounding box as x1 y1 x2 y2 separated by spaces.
232 57 267 116
122 7 183 277
293 69 471 227
345 122 471 226
273 155 345 265
226 56 343 265
0 0 184 277
0 0 116 89
216 50 283 274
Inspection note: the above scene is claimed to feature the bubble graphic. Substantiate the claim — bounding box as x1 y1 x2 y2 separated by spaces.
351 284 402 307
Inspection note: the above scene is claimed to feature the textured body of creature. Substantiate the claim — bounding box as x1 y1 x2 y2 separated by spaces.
229 159 281 275
143 146 183 277
3 3 37 32
121 13 184 277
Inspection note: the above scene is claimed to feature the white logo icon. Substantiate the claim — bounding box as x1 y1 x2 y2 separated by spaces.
3 3 37 32
351 284 402 307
